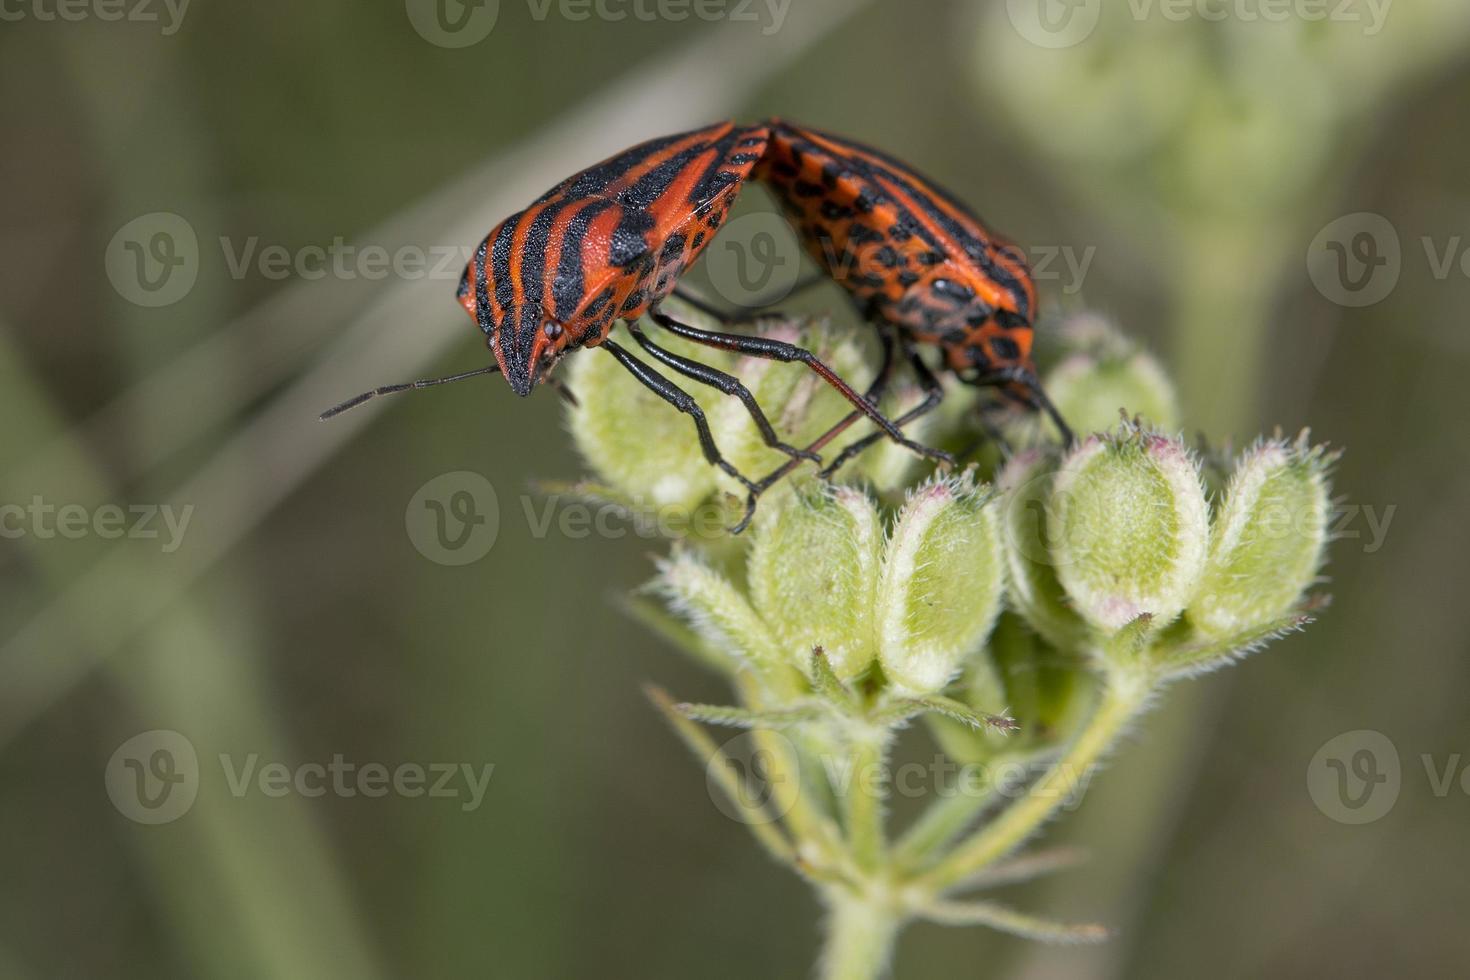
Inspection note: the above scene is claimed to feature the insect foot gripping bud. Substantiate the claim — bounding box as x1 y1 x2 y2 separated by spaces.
1187 434 1335 640
877 474 1005 696
566 324 733 514
748 485 882 681
1049 424 1210 639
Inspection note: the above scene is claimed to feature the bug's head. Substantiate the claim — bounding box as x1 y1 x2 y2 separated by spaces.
457 260 574 398
485 310 572 398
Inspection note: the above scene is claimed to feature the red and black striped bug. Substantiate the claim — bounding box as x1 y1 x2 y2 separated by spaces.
724 120 1073 493
321 121 950 529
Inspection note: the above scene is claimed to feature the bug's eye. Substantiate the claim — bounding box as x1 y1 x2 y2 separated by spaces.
543 321 565 340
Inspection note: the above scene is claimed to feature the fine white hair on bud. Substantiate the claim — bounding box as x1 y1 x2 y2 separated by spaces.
566 324 727 512
654 549 785 675
877 473 1004 695
1188 434 1335 638
1049 425 1210 636
748 485 882 681
1043 348 1181 437
996 449 1089 651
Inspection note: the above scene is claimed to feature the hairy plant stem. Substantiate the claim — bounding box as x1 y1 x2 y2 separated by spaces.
844 728 889 871
892 774 1004 870
819 889 902 980
915 670 1152 896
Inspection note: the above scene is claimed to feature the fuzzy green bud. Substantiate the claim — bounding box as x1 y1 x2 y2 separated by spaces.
997 450 1088 650
1188 436 1333 638
655 549 785 676
566 321 730 513
748 486 881 681
1049 427 1209 635
877 475 1004 695
708 319 871 496
1043 341 1181 438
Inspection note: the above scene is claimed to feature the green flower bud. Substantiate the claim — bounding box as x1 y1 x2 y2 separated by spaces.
997 450 1088 651
708 319 873 498
655 549 785 677
1188 436 1334 638
1049 427 1209 635
748 485 881 680
877 475 1004 695
1042 323 1180 437
927 612 1094 765
566 320 731 513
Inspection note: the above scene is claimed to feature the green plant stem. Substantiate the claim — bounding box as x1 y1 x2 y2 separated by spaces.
844 728 889 871
819 891 901 980
892 777 1003 870
914 674 1150 896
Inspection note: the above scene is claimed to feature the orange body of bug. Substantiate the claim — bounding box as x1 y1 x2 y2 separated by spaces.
455 121 770 396
755 120 1047 403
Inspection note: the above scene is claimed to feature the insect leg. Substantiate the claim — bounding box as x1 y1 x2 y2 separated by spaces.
649 313 954 468
725 330 900 535
600 339 759 498
671 272 826 323
817 343 947 478
973 367 1074 446
631 317 819 464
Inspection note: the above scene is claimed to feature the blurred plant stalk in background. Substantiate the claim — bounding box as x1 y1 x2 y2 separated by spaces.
980 0 1470 434
562 308 1335 979
971 7 1470 974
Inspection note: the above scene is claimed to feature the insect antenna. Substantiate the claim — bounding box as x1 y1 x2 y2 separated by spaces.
318 364 502 420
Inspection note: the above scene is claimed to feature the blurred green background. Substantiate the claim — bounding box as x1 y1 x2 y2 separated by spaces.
3 1 1469 977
